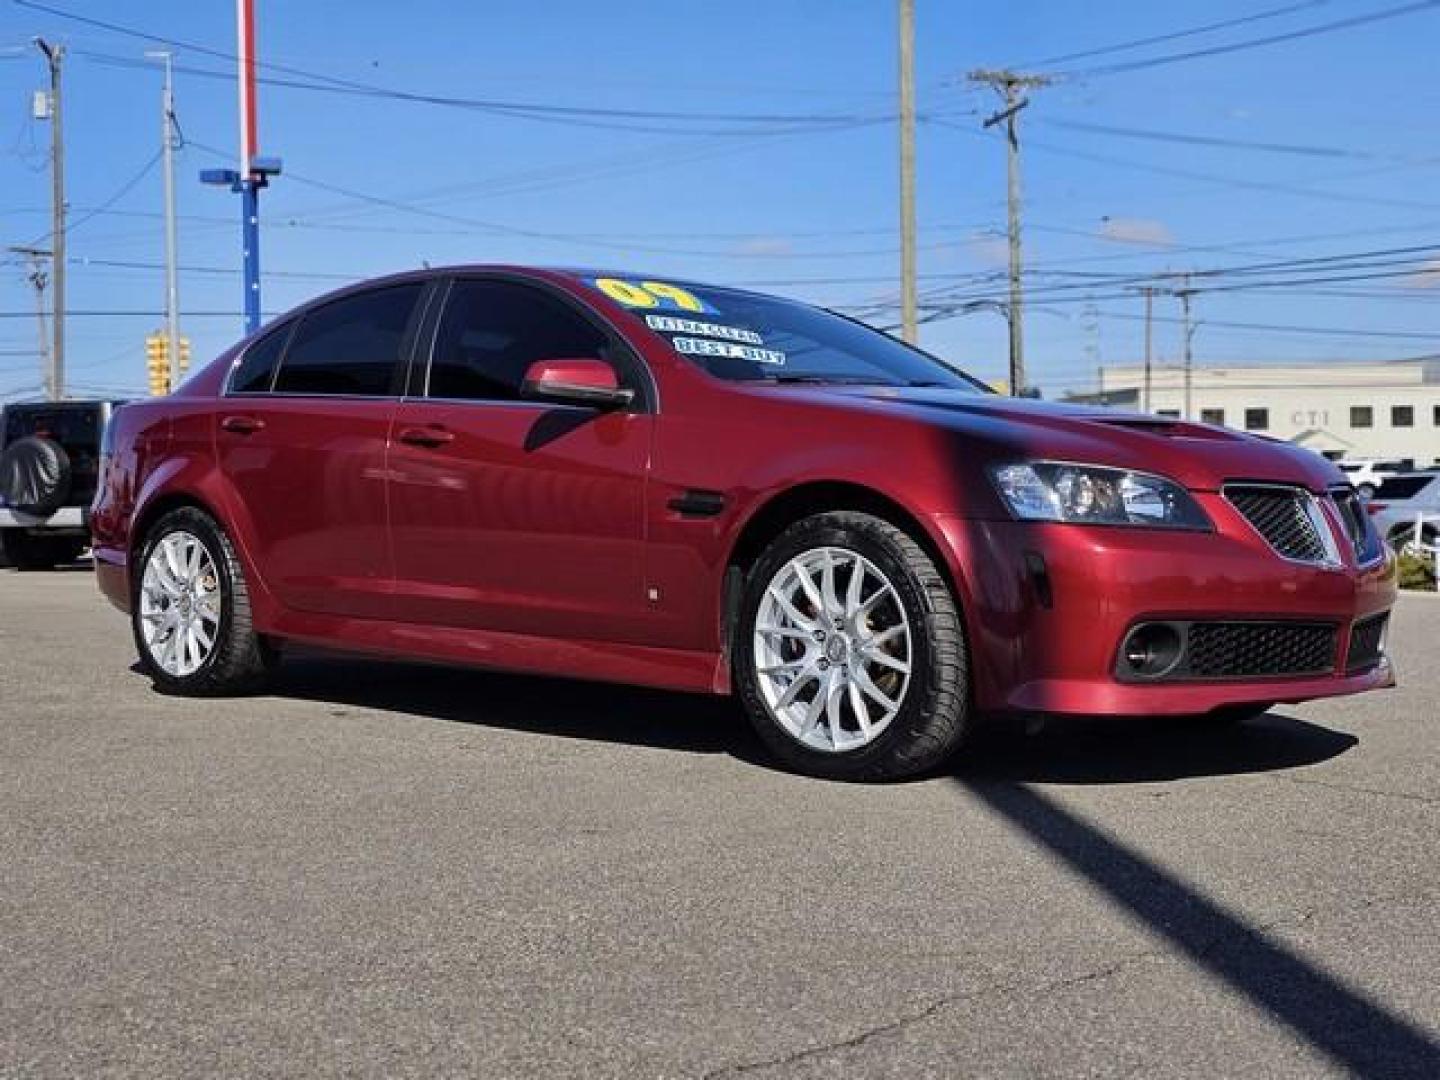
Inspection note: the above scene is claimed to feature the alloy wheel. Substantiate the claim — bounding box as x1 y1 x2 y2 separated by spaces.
139 530 223 678
752 545 914 753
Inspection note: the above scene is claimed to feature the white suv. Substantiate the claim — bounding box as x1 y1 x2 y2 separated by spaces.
1337 458 1410 500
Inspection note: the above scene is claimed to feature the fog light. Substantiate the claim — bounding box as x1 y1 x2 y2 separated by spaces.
1121 623 1183 678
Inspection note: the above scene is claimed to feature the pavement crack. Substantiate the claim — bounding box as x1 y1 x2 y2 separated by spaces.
1269 773 1439 807
700 950 1163 1078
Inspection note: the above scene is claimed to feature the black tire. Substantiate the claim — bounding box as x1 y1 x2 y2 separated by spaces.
733 511 970 781
1 529 84 570
131 506 276 695
0 435 72 516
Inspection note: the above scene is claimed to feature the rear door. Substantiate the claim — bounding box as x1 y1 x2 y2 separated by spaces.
386 276 655 643
216 282 429 618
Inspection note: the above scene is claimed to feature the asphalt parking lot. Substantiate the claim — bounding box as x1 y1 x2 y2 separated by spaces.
1 569 1437 1078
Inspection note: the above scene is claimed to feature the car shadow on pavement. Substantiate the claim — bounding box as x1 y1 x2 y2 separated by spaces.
955 735 1440 1075
262 652 775 765
958 710 1358 785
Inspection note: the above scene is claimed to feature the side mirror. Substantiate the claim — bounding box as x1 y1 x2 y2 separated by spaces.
520 358 634 409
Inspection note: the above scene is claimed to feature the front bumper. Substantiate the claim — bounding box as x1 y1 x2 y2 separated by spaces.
931 505 1398 717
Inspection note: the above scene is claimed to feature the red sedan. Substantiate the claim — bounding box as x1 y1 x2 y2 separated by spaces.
92 268 1397 779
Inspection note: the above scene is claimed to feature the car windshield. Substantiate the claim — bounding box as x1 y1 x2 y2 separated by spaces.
588 278 986 391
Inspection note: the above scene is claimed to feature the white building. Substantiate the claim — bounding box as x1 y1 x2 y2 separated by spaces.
1071 359 1440 466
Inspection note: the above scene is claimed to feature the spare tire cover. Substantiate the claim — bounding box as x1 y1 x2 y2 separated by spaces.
0 435 72 516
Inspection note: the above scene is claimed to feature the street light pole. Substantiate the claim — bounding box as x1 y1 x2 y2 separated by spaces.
897 0 918 344
35 38 65 399
147 51 182 387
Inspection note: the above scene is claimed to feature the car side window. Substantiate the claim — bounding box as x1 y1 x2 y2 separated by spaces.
229 321 292 394
427 280 618 402
273 284 424 397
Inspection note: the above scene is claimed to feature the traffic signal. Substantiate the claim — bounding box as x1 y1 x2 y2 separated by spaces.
145 333 169 396
143 334 192 395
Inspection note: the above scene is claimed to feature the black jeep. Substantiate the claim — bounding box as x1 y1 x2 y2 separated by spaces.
0 400 122 570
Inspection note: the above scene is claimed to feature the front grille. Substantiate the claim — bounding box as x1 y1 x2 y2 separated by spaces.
1226 485 1330 563
1345 613 1388 673
1186 621 1337 678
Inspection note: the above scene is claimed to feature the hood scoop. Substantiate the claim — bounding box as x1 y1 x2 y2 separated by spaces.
1088 417 1236 440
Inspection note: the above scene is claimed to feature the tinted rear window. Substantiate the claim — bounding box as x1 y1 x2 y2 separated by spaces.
229 322 291 393
273 284 423 396
1374 475 1437 500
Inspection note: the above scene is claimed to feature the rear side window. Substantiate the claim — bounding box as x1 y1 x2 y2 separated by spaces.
1374 475 1436 501
274 284 424 397
427 280 614 402
229 322 291 394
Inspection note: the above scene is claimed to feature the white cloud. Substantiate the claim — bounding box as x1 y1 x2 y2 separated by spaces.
1098 217 1175 247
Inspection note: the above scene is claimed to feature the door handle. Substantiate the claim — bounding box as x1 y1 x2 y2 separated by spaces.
397 425 455 448
221 415 265 435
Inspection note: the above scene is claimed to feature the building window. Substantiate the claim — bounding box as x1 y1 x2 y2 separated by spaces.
1244 408 1269 431
1350 406 1373 428
1200 408 1224 426
1393 405 1415 428
1434 404 1440 426
1157 409 1180 419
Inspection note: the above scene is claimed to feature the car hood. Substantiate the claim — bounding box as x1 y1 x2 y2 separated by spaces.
763 385 1342 493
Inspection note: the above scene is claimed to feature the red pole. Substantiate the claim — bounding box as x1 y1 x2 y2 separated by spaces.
236 0 258 175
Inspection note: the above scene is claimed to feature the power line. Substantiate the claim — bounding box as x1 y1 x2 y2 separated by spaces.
1018 1 1331 68
24 5 900 131
1057 0 1440 79
29 149 162 246
1038 118 1429 164
1084 308 1440 342
928 118 1440 213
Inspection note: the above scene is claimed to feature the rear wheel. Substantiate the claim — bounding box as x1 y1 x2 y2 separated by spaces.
1 529 85 570
734 511 970 781
132 507 275 695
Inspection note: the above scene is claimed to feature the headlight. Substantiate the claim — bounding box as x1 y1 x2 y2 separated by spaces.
990 462 1211 529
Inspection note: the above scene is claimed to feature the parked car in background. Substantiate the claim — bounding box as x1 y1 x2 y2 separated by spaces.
1367 472 1440 552
0 400 119 569
1337 458 1411 500
91 267 1397 780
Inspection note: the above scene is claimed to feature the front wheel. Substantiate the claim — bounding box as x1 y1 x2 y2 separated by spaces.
734 512 971 781
132 507 275 695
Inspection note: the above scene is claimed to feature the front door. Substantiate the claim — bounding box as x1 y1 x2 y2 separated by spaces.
387 277 654 643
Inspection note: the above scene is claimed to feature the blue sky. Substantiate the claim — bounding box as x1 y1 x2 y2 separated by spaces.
3 0 1439 399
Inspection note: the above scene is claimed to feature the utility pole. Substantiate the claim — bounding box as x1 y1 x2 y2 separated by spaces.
1178 278 1196 421
8 246 51 393
1142 286 1154 413
148 51 182 389
897 0 918 344
34 38 65 399
971 68 1050 397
